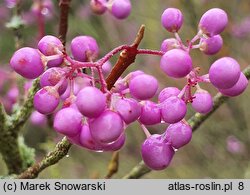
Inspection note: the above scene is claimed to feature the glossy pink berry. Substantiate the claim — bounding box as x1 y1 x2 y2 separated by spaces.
164 121 192 149
30 111 47 126
161 8 183 33
71 36 99 62
219 72 248 97
89 110 124 144
161 96 187 124
160 38 179 52
141 134 175 170
103 133 126 151
40 67 67 95
38 35 64 67
200 35 223 55
160 49 192 78
33 86 60 115
90 0 107 15
129 74 158 100
139 101 161 125
115 98 141 124
53 107 82 137
10 47 44 79
209 57 241 89
76 86 106 118
192 90 213 114
110 0 131 19
158 87 180 103
199 8 228 36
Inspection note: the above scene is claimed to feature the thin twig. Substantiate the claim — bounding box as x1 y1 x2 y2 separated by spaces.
105 151 119 179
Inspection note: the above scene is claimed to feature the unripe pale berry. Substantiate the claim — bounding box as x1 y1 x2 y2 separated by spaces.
129 74 158 100
209 57 241 89
161 96 187 124
164 121 192 149
160 49 192 78
10 47 44 79
141 134 175 170
199 8 228 36
161 8 183 33
33 86 60 115
160 38 179 52
76 86 106 118
53 107 83 137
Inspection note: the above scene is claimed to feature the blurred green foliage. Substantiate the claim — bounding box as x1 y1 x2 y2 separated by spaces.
0 0 250 178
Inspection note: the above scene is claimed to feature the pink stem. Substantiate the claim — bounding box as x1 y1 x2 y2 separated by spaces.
65 56 96 69
138 121 151 138
136 49 164 56
96 66 108 93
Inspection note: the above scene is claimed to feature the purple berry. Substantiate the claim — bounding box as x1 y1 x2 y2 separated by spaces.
161 8 183 33
200 35 223 55
40 67 67 95
33 86 60 115
129 74 158 100
6 86 19 103
76 86 106 118
164 121 192 149
10 47 44 79
38 35 64 67
192 90 213 114
53 107 82 137
89 110 124 144
71 36 99 62
199 8 228 36
90 0 107 15
141 134 175 170
79 124 104 151
209 57 241 89
160 38 179 52
103 133 126 151
139 101 161 125
160 49 192 78
219 72 248 97
115 98 141 124
30 111 47 126
158 87 180 103
110 0 131 19
161 96 187 124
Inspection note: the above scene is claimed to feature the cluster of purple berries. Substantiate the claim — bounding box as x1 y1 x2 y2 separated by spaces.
90 0 131 19
8 7 248 171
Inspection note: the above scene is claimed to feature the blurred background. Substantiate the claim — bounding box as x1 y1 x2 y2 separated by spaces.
0 0 250 178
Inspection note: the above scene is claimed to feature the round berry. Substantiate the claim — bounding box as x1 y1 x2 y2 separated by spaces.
53 107 82 137
192 90 213 114
141 134 175 170
129 74 158 100
110 0 131 19
139 101 161 125
33 86 60 115
30 111 47 126
103 133 126 151
164 121 192 149
10 47 44 79
90 0 107 15
89 110 124 144
115 98 141 124
40 67 67 95
160 49 192 78
200 35 223 55
209 57 241 89
160 38 179 52
76 86 106 118
161 8 183 33
199 8 228 36
38 35 64 67
219 72 248 97
158 87 180 103
71 36 99 62
161 96 187 124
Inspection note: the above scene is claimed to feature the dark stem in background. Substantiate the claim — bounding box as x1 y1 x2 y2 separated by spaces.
58 0 72 45
123 66 250 179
